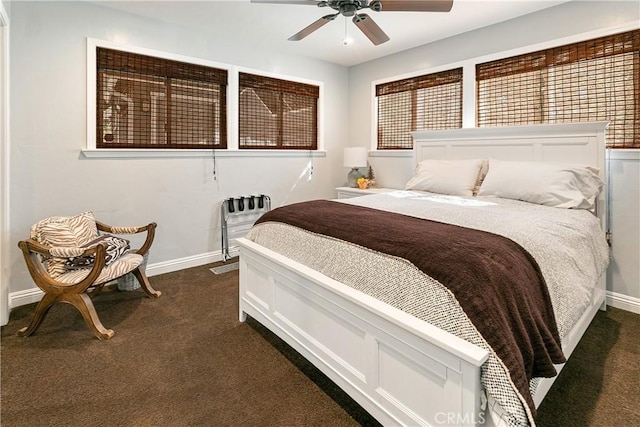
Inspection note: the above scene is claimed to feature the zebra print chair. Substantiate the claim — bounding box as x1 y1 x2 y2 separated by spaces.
17 212 161 340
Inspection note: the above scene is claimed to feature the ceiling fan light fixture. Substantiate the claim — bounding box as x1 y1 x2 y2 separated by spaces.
253 0 454 45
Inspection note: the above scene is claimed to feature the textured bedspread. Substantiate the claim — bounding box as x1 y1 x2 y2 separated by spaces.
247 191 610 426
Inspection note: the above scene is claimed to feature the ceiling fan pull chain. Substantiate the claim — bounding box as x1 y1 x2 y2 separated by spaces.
342 16 350 45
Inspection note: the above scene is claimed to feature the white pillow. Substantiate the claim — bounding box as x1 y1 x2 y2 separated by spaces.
477 159 603 209
405 158 486 197
473 159 490 196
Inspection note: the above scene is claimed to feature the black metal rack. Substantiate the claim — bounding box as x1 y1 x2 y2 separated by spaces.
221 195 271 262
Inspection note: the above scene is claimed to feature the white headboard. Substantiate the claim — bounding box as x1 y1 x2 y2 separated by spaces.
411 122 609 228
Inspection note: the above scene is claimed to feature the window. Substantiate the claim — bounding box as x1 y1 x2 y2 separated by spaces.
376 68 463 150
96 47 228 149
477 29 640 148
239 72 319 150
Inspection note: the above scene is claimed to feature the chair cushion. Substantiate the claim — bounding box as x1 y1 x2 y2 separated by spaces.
30 212 99 278
54 252 144 286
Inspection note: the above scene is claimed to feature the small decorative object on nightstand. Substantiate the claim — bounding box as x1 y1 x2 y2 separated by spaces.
367 166 378 188
343 147 368 188
356 177 369 189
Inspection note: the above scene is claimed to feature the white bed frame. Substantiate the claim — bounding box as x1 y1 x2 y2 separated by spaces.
238 122 609 426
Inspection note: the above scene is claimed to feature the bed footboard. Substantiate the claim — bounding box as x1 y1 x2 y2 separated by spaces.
238 238 490 426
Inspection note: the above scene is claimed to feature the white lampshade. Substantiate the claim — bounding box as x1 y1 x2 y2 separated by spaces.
343 147 368 168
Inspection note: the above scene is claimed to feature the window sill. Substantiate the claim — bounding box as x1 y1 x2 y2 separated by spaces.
608 149 640 161
368 150 412 158
81 149 327 159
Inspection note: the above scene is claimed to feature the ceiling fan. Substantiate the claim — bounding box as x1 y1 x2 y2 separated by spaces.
251 1 454 46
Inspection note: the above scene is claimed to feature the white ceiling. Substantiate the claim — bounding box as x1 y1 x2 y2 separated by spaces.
94 0 573 67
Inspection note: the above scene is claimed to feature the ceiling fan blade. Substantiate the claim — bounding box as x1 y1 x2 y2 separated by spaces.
378 0 453 12
288 14 336 41
352 14 390 46
251 1 321 5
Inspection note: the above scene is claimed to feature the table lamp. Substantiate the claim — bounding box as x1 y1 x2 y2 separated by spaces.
343 147 368 188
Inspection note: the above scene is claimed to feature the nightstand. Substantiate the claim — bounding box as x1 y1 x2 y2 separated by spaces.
335 187 397 199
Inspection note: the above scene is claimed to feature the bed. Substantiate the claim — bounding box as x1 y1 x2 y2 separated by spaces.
237 122 610 427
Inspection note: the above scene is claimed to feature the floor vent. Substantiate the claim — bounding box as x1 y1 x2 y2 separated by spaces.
210 262 239 275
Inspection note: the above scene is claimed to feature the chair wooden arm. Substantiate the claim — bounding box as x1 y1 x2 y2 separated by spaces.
95 221 156 257
17 239 108 295
20 239 102 259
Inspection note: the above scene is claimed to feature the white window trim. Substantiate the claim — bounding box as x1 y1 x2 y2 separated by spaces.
85 38 326 159
370 20 640 155
82 149 327 159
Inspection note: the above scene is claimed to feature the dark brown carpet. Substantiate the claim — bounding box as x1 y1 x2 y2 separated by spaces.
1 261 638 426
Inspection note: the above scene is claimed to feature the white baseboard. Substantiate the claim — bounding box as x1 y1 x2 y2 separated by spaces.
8 288 44 309
10 251 638 316
145 246 239 277
9 246 240 309
606 291 640 314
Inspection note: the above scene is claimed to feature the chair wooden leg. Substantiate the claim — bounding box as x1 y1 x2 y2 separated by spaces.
17 293 59 337
65 293 114 340
132 268 161 298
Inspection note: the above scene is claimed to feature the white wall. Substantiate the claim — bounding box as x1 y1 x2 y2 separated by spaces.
348 1 640 305
8 1 350 297
608 151 640 307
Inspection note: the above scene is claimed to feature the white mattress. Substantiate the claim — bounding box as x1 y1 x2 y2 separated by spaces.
247 191 610 426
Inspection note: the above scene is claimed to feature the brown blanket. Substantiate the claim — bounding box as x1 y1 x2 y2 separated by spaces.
255 200 565 414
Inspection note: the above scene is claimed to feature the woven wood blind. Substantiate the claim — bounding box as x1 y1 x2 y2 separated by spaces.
239 73 319 150
477 29 640 148
97 47 228 149
376 68 463 150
